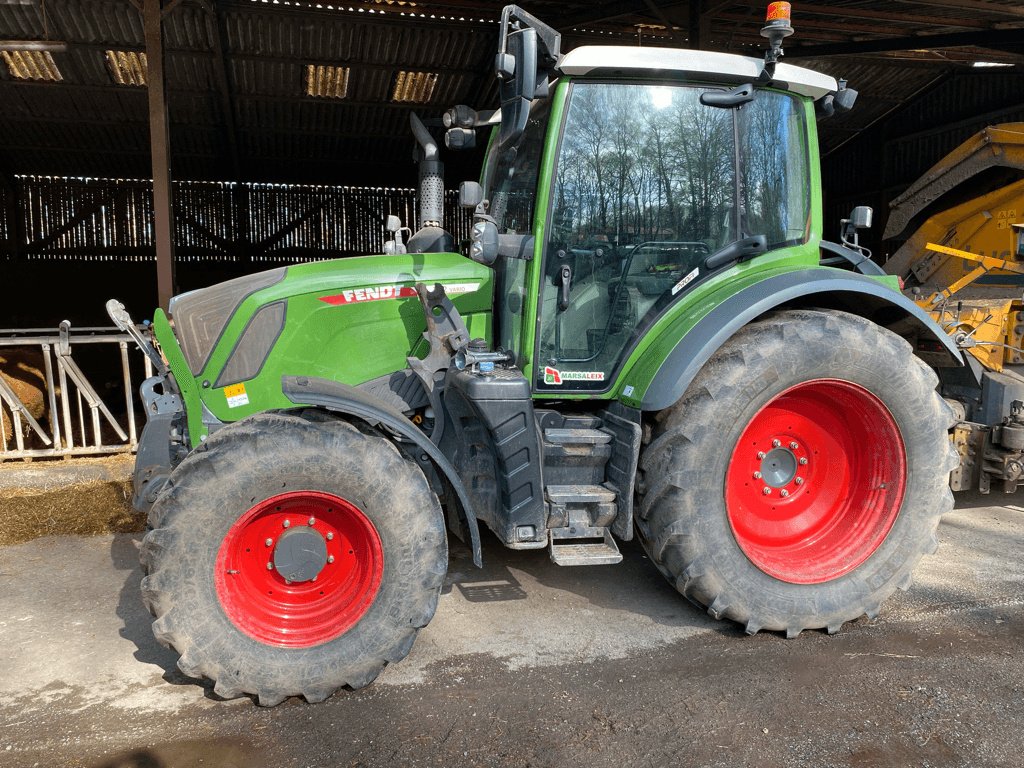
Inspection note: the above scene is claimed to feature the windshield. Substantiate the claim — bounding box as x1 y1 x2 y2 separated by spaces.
537 81 810 391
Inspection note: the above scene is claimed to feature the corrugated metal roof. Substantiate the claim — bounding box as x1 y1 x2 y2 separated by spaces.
0 0 1020 184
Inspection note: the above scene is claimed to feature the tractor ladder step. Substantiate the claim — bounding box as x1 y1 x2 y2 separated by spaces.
546 484 622 566
543 427 613 446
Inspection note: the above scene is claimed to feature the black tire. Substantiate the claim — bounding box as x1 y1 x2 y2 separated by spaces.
636 309 957 637
140 410 447 705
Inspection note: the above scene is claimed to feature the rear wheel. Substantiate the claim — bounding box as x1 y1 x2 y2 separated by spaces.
140 410 447 705
637 309 957 636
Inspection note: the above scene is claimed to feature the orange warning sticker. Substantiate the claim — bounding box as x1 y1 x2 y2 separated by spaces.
224 382 249 408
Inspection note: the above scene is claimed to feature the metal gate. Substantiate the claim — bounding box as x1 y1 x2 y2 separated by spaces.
0 323 151 460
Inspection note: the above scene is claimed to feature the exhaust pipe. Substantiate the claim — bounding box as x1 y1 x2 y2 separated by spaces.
410 112 444 230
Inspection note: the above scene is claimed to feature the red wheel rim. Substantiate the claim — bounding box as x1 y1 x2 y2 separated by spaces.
215 491 383 648
725 379 906 584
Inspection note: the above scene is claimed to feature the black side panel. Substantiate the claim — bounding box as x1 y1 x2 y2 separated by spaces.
215 301 286 388
641 269 963 412
282 375 482 567
441 368 546 547
357 369 431 413
600 401 642 541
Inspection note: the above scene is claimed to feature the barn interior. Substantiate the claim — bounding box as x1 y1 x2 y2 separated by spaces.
0 0 1022 328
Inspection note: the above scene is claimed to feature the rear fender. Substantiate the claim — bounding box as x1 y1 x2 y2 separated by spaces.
635 269 962 412
282 375 482 567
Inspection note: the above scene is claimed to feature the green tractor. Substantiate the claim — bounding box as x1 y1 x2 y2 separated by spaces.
109 5 960 705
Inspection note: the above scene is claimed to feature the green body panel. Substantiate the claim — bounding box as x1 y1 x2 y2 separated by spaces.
163 253 493 446
613 259 827 409
153 308 206 442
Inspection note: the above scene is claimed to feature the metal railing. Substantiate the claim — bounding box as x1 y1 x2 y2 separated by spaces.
0 322 151 460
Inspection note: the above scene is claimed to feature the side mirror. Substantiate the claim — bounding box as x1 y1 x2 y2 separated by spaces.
850 206 873 229
470 220 499 265
445 127 476 150
840 206 872 256
496 26 538 154
443 104 478 128
459 181 483 209
834 81 858 113
383 214 407 255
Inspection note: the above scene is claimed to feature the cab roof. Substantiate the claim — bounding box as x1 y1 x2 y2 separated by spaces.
558 46 838 100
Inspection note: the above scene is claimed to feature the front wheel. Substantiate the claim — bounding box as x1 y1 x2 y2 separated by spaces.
140 410 447 705
637 309 957 636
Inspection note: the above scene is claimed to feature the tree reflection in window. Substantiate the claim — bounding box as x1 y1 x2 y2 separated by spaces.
551 83 735 257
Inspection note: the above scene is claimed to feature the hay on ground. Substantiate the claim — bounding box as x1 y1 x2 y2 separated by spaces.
0 454 144 545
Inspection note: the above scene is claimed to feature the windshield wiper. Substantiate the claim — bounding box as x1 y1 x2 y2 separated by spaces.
704 235 768 270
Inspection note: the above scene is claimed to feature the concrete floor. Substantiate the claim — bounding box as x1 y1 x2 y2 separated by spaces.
1 490 1022 768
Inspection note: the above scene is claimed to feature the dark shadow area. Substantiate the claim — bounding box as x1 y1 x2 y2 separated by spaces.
446 525 743 639
452 561 529 603
109 533 220 697
90 739 262 768
954 486 1024 512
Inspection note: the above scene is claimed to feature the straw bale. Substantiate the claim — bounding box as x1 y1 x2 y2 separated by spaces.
1 349 48 449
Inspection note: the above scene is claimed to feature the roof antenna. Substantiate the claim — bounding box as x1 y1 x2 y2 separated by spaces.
760 2 794 81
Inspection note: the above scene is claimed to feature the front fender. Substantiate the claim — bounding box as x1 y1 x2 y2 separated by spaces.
631 269 962 412
282 375 482 567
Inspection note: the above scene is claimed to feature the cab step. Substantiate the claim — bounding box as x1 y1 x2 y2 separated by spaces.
546 483 622 566
543 427 613 446
548 527 623 566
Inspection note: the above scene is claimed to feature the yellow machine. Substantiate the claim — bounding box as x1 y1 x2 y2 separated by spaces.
883 125 1024 492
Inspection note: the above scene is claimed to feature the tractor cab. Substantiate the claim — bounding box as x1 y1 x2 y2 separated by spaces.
462 17 837 394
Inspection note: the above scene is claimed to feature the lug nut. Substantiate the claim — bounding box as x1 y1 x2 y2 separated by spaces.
326 532 334 541
789 441 798 450
780 489 790 498
762 487 772 496
753 471 762 479
283 519 291 528
327 555 335 564
308 517 316 526
795 477 804 485
757 451 766 459
265 538 273 547
799 457 808 465
772 439 781 448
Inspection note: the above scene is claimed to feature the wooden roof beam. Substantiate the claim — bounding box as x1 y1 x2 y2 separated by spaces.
897 0 1024 20
196 0 240 180
787 28 1024 58
721 1 994 31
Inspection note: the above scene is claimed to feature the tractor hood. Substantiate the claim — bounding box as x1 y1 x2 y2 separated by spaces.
159 252 494 428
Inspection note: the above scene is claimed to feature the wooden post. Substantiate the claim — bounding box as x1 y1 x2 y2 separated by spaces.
144 0 176 310
0 173 21 259
689 0 704 50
